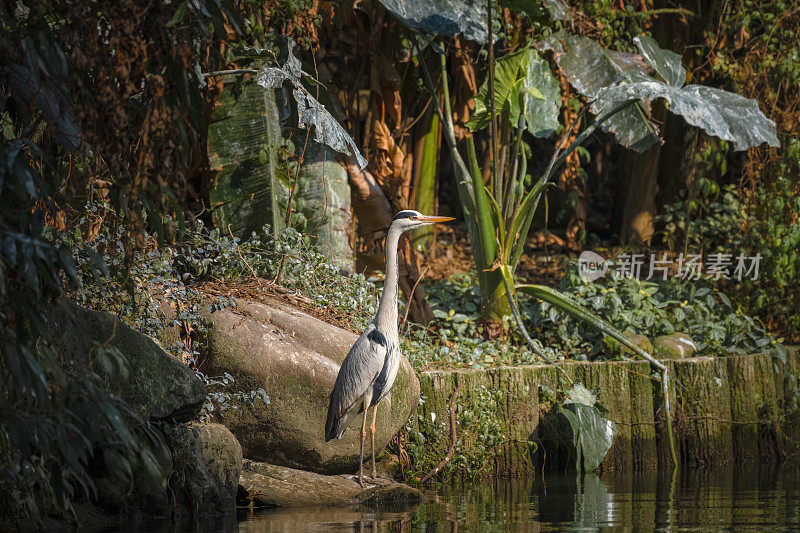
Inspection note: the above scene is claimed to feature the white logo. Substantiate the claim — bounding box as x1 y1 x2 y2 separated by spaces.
578 251 608 282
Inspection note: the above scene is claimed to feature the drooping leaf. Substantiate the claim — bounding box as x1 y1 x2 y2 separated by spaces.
256 38 367 168
376 0 488 44
515 283 656 362
598 80 780 151
208 81 282 239
595 36 780 151
539 33 659 150
634 35 685 89
467 47 560 137
561 382 618 472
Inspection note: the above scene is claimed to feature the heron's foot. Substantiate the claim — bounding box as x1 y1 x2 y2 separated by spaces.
356 475 376 489
363 474 392 485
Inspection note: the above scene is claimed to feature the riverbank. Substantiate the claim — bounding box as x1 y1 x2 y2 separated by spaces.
408 347 800 477
13 293 798 529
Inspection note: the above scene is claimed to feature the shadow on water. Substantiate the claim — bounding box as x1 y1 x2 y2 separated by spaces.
234 463 800 531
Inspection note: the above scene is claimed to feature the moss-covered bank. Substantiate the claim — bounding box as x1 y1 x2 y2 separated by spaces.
410 347 800 475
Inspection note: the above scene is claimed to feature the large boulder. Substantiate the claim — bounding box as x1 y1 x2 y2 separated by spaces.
205 297 420 474
93 423 243 518
45 298 206 422
165 423 243 515
238 461 423 508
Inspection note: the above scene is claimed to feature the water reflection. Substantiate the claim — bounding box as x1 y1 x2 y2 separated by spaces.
238 463 800 531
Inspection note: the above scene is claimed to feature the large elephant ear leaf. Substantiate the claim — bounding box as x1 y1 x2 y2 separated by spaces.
634 35 685 88
257 38 368 168
467 48 526 132
517 50 561 137
375 0 487 43
540 34 659 150
561 382 618 472
596 77 780 151
467 48 561 138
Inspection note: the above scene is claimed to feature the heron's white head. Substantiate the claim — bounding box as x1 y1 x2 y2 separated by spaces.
390 210 454 232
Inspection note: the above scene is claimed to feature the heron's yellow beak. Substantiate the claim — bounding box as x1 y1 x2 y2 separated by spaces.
416 215 455 224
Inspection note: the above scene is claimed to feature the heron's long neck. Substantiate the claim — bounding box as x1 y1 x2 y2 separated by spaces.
375 226 401 338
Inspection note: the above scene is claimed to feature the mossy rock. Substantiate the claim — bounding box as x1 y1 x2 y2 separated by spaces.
653 333 696 360
44 298 205 422
238 461 423 508
165 423 243 515
603 331 653 358
205 297 420 475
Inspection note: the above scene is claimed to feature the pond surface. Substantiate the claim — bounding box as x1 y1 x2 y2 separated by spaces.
237 463 800 532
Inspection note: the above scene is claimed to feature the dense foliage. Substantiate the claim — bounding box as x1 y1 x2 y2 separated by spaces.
1 0 798 520
0 0 249 520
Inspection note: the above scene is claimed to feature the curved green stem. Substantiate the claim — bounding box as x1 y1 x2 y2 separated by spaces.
515 283 678 469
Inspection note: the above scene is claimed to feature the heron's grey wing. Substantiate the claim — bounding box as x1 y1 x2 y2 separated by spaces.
324 324 387 441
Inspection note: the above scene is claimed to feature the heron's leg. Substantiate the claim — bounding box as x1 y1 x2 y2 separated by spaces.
359 405 368 486
370 403 378 478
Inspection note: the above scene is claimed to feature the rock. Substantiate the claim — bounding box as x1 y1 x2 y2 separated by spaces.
205 297 421 475
45 298 205 422
653 333 697 360
165 423 243 515
87 423 243 519
603 331 653 358
238 461 423 508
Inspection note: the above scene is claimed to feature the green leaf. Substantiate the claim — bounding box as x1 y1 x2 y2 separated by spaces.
467 48 561 137
562 383 618 472
540 33 659 150
634 35 685 88
466 135 496 273
165 1 188 28
413 111 440 250
513 52 561 137
501 0 546 17
516 283 656 362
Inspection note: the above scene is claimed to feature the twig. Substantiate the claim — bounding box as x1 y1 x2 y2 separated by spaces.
400 266 429 335
228 224 262 286
202 69 258 78
419 381 465 484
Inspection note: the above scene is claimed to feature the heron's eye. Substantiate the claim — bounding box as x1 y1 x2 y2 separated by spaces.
409 216 418 221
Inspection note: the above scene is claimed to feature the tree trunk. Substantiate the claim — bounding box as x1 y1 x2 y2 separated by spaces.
619 133 663 244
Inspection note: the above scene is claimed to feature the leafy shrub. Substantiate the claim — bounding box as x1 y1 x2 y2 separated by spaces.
58 213 379 419
737 170 800 341
528 264 783 359
655 182 744 253
405 385 505 482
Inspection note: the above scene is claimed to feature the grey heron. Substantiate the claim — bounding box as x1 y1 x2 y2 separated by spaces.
325 210 453 485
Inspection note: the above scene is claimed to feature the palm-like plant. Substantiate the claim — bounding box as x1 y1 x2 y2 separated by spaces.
423 32 778 326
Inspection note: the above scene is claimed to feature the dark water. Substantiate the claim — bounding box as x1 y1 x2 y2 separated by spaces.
236 464 800 532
